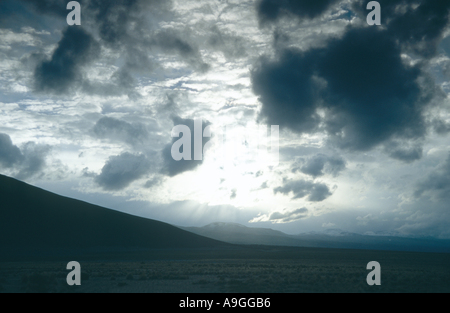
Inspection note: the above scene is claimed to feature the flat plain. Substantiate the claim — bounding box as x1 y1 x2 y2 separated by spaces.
1 246 449 293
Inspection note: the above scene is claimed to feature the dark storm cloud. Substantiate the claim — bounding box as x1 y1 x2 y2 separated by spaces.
256 0 341 25
352 0 450 58
92 117 150 146
251 49 322 134
326 155 347 177
0 133 24 168
414 153 450 201
34 26 99 94
0 133 50 179
269 207 309 223
274 179 332 202
252 26 439 157
383 140 423 163
294 154 346 178
15 142 52 180
432 119 450 135
319 27 429 151
161 117 210 177
95 152 151 191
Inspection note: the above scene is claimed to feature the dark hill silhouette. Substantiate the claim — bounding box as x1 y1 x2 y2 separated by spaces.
0 174 226 256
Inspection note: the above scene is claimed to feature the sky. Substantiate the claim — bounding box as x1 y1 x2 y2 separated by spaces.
1 0 450 238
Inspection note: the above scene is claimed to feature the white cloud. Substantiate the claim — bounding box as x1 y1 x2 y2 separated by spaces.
250 207 309 224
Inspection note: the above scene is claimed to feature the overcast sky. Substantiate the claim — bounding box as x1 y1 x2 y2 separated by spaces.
1 0 450 238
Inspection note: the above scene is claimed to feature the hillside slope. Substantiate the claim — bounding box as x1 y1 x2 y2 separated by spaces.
0 175 226 256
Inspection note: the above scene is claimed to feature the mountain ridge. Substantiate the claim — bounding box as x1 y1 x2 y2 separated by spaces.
180 222 450 253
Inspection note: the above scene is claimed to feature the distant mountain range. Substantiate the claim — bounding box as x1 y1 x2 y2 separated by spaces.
0 174 226 260
180 222 450 253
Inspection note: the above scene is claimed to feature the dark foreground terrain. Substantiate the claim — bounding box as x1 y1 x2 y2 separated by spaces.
1 246 449 293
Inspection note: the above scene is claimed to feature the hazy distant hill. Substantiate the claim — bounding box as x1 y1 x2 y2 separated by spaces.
179 222 307 247
0 175 226 259
181 223 450 253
